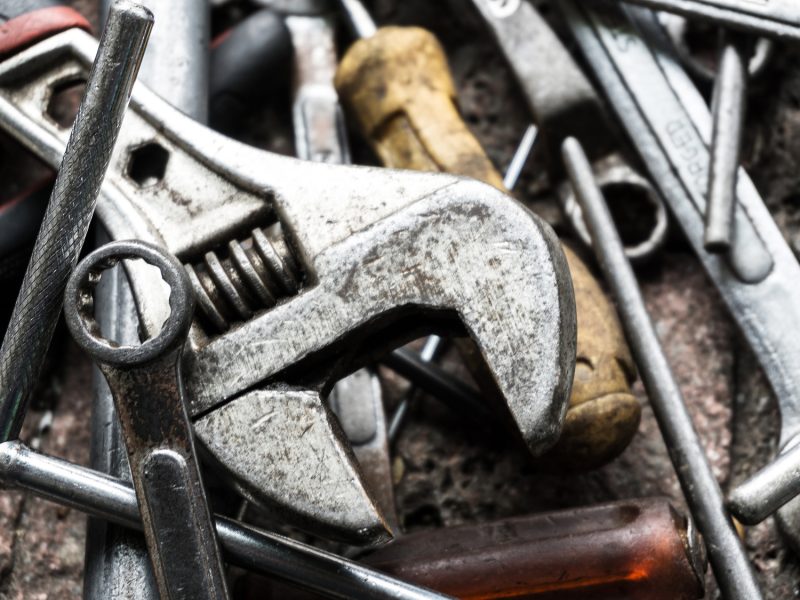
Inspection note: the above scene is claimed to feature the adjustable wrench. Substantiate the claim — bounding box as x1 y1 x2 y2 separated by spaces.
0 29 576 544
66 240 229 600
558 0 800 552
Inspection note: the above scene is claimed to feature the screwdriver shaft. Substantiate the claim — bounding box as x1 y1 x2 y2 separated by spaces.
0 0 152 442
563 137 763 600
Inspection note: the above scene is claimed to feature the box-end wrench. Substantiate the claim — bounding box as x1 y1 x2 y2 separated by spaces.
0 441 450 600
558 0 800 553
66 240 229 600
90 1 211 596
467 0 668 264
608 0 800 41
0 28 576 544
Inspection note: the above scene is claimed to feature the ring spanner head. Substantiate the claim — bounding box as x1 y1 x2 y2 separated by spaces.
65 240 230 600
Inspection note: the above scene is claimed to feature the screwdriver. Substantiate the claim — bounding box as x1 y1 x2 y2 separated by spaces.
239 497 707 600
334 0 641 470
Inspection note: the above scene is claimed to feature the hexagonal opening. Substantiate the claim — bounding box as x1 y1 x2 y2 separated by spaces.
127 142 169 187
45 78 86 129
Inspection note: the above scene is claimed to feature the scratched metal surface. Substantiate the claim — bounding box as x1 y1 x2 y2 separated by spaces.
1 0 800 598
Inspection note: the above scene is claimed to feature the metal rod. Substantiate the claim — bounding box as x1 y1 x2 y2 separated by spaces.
388 335 442 442
705 35 748 253
0 0 152 442
0 441 450 600
562 136 763 600
729 438 800 525
338 0 377 39
102 0 210 123
383 348 492 425
503 124 538 190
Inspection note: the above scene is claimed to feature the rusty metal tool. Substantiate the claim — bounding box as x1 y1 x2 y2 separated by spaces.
386 125 537 444
66 240 230 600
558 0 800 555
0 0 151 443
361 497 706 600
609 0 800 41
0 27 576 544
563 135 763 599
467 0 668 263
334 0 640 471
0 440 451 600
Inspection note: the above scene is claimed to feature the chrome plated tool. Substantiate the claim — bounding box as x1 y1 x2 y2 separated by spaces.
563 135 763 600
611 0 800 41
559 0 800 551
0 27 576 543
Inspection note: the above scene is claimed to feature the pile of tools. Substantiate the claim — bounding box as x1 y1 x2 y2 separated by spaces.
0 0 799 597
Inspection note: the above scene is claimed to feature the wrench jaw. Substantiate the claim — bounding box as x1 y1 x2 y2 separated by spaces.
0 31 576 542
186 180 575 541
194 385 394 546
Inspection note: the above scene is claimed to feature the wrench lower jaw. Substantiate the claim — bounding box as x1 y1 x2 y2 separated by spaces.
193 386 393 546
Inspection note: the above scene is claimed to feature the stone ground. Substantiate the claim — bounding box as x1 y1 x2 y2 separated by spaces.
1 0 800 598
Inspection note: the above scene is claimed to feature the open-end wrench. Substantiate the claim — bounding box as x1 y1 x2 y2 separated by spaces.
66 240 229 600
558 0 800 552
606 0 800 41
0 28 576 544
467 0 668 263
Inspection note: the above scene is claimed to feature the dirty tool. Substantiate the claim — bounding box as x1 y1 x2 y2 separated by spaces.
0 27 577 543
334 0 640 471
361 497 706 600
563 135 763 599
65 240 230 600
0 0 152 443
0 440 451 600
558 0 800 555
88 0 213 597
467 0 669 263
